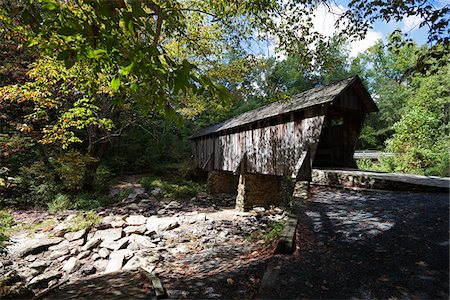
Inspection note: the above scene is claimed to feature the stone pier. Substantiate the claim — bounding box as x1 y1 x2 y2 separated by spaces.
207 170 239 195
235 173 293 211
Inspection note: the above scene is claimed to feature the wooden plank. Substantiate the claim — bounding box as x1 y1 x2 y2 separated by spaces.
138 266 166 299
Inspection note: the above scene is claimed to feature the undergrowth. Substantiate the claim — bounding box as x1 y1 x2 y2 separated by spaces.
139 175 205 199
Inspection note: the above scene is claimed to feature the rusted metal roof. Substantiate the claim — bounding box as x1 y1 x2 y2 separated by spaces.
192 75 376 138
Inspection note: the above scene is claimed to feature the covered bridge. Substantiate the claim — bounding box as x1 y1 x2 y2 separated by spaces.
191 76 378 210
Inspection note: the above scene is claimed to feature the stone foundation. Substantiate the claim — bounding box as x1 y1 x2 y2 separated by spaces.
235 173 293 211
207 170 239 195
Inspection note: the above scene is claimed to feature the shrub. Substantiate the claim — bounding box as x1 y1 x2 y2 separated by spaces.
48 193 71 214
265 222 285 244
0 210 14 251
139 176 205 199
66 211 103 232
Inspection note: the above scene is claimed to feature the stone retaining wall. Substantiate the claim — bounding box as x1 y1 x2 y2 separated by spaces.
207 171 239 195
236 174 292 211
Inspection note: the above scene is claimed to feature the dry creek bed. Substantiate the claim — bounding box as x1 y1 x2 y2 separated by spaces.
1 188 285 299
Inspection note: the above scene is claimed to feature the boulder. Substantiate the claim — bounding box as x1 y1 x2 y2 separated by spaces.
64 228 88 241
77 251 90 260
28 271 62 289
52 223 69 237
104 249 133 273
124 225 146 235
129 234 156 248
98 248 110 258
93 228 124 241
81 237 102 252
62 257 78 273
80 265 96 276
111 220 126 228
146 217 179 233
99 236 129 251
19 237 64 257
126 215 147 226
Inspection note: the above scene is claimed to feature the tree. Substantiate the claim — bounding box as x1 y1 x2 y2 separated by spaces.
386 65 449 176
352 32 422 149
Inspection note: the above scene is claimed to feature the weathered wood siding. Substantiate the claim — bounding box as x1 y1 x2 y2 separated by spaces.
192 114 325 176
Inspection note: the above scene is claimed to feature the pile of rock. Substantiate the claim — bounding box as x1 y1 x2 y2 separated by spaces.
1 190 287 297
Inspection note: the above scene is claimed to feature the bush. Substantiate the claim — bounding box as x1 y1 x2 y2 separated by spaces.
0 210 14 251
48 193 71 214
265 222 285 244
66 211 103 232
139 176 205 199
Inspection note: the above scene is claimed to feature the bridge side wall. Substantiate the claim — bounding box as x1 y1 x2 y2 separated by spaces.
192 107 326 177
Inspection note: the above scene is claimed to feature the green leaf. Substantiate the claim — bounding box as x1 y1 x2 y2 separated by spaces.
111 76 120 91
64 58 76 69
120 62 134 76
41 2 59 11
57 50 71 60
57 27 77 36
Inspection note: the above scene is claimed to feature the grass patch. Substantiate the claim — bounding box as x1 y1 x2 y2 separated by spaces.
0 210 14 251
139 175 205 200
66 210 103 232
265 221 285 244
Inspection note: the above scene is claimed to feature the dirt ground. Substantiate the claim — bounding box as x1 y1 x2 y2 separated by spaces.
39 186 449 299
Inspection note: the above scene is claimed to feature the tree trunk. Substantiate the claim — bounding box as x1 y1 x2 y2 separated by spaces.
82 127 110 191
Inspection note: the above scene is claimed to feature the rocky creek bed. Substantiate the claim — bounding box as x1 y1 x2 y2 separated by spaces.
1 187 286 299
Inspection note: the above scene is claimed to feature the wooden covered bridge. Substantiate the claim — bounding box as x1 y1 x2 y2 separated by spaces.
191 76 378 210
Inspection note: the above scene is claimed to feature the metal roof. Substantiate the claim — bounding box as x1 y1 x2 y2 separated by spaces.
192 75 376 138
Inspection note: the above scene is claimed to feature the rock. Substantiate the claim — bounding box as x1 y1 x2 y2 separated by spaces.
129 234 157 248
77 251 90 260
136 192 149 199
126 203 140 210
19 237 64 257
146 217 179 233
126 215 147 226
92 253 100 261
17 267 40 281
25 255 37 262
29 260 51 270
49 249 70 260
28 271 62 289
52 223 69 237
80 265 96 276
71 238 85 247
64 228 88 241
99 248 110 258
66 214 77 222
157 209 166 215
48 279 59 288
101 216 115 227
93 228 124 241
151 187 162 197
70 247 80 255
122 252 160 270
124 225 146 235
104 250 128 273
164 222 180 231
166 201 181 209
1 259 13 267
127 242 141 251
114 236 130 251
93 259 108 273
81 237 102 252
111 220 126 228
62 257 78 273
48 239 70 252
99 236 129 251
